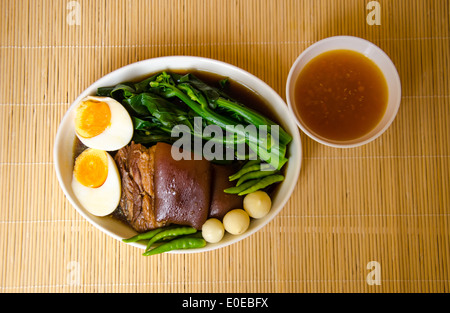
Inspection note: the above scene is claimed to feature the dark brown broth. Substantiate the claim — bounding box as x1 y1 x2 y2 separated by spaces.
293 49 388 141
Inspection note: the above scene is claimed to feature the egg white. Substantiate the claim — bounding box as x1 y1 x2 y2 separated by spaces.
71 152 121 217
75 96 133 151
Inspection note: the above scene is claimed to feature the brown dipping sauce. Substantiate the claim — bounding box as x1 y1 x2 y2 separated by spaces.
293 49 388 141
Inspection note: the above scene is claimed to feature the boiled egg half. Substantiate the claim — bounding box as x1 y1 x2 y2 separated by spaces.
72 148 121 216
74 96 133 151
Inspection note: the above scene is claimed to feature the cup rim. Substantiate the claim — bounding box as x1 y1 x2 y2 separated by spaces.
286 36 401 148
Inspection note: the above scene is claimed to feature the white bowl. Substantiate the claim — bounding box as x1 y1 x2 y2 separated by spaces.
54 56 302 253
286 36 401 148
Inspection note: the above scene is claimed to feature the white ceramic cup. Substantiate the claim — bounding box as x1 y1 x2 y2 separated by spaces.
286 36 401 148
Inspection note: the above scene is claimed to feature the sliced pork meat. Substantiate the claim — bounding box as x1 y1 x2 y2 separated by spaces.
209 164 243 219
113 142 166 232
154 142 212 230
114 141 244 232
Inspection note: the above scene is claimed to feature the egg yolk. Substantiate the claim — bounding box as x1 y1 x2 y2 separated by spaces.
74 149 109 188
75 100 111 138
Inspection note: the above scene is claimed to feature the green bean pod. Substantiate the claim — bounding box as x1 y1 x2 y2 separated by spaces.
241 159 261 169
238 174 285 196
185 231 204 239
143 238 206 256
224 179 259 194
236 170 278 187
122 228 164 243
145 226 197 251
229 163 274 181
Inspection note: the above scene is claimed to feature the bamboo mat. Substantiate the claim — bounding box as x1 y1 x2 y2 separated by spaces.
0 0 449 293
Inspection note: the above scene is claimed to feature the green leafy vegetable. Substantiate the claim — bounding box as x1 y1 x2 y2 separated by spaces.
96 71 291 171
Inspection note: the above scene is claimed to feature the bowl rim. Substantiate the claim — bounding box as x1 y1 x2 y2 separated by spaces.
54 55 302 254
286 35 402 148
